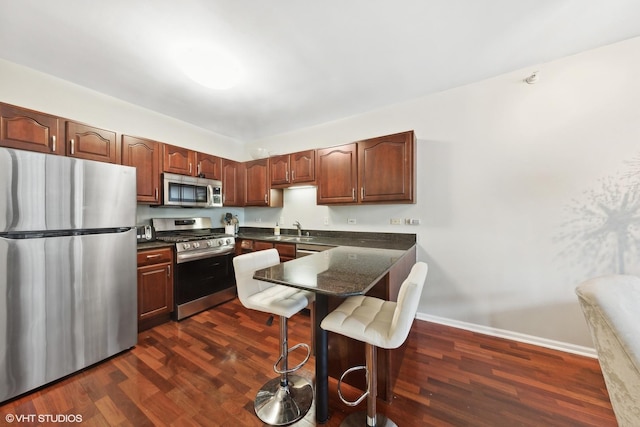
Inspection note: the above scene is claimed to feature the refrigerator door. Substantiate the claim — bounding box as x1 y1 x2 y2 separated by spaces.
0 228 137 402
0 148 136 233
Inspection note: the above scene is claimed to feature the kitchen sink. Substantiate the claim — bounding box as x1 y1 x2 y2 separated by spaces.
267 235 315 242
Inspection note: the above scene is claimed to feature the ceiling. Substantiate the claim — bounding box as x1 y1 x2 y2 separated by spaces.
2 1 640 142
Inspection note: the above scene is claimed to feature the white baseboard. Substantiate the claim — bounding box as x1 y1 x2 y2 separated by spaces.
416 313 597 359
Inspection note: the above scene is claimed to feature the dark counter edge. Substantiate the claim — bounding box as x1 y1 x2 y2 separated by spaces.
137 227 417 251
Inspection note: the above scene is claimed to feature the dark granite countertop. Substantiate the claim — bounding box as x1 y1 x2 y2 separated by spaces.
237 228 416 251
253 246 409 296
136 240 175 251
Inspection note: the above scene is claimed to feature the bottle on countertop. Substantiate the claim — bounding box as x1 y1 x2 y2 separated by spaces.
274 222 280 236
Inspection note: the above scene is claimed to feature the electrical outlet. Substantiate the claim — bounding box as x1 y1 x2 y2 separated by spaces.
390 218 402 225
324 217 329 225
347 218 356 225
255 218 262 223
405 218 421 225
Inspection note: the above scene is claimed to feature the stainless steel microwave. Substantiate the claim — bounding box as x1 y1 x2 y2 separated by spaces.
162 173 223 208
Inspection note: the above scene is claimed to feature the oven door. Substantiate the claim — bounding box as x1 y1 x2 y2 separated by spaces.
173 252 236 320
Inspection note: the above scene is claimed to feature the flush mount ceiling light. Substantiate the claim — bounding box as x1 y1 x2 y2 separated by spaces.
173 44 244 90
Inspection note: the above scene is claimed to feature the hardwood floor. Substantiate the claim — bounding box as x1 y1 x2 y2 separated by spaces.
1 298 615 426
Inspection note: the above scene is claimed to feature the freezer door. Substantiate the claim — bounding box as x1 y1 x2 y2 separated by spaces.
0 228 137 402
0 148 136 233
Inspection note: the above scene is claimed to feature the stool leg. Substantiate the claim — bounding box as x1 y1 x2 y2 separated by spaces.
340 343 397 427
254 316 314 426
366 343 377 427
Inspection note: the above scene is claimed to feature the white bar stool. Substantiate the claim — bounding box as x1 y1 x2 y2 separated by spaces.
233 249 315 426
321 262 428 427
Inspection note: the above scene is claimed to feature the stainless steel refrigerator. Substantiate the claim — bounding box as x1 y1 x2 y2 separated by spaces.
0 147 138 403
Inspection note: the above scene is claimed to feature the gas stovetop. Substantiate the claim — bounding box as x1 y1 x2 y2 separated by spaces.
151 218 235 259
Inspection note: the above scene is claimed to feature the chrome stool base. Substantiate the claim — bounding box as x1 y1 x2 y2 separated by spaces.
340 411 396 427
255 375 314 426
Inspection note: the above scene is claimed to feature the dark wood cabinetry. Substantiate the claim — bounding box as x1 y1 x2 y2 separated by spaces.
316 143 358 204
245 158 283 207
137 247 174 331
237 239 295 262
0 103 62 155
271 149 316 188
196 152 222 180
122 135 161 204
317 131 415 205
163 143 195 176
66 121 119 163
221 158 244 207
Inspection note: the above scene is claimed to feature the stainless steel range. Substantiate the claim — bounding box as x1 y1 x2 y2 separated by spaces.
152 217 236 320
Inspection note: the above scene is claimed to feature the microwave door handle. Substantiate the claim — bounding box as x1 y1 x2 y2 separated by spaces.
208 185 214 207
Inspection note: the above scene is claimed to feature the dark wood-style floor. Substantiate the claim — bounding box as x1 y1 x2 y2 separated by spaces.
1 298 616 426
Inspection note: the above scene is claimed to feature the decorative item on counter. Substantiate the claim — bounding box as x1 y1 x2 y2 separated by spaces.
222 212 239 235
274 222 280 236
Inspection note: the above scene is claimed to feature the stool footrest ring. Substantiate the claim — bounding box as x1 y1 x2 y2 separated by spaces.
338 365 369 406
274 342 311 374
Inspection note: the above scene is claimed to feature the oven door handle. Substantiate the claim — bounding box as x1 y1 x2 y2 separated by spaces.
176 249 233 264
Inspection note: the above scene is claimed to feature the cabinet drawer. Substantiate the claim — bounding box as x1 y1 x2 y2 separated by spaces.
137 247 173 266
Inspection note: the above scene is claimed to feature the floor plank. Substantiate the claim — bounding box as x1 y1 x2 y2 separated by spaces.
0 298 615 426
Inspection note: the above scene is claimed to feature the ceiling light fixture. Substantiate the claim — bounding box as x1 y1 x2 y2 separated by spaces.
173 44 244 90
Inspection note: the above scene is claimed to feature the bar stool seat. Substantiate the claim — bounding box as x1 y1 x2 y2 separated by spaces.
321 262 428 427
234 249 315 426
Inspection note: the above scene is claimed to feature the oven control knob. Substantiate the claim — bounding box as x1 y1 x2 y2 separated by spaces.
183 243 191 250
193 242 200 248
225 239 231 245
217 240 224 246
207 240 214 247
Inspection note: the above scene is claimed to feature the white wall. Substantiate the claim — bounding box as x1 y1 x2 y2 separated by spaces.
247 37 640 352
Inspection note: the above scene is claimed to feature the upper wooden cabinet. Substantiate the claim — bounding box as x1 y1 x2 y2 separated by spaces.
317 131 415 205
122 135 161 204
271 149 316 188
196 152 222 180
66 121 119 163
0 103 63 155
221 158 244 207
316 143 358 204
163 143 195 176
245 158 283 207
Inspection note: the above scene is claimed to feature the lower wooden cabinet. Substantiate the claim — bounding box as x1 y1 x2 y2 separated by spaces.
137 247 174 331
237 239 295 262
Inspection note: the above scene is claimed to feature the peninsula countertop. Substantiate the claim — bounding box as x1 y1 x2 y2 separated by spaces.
252 245 410 296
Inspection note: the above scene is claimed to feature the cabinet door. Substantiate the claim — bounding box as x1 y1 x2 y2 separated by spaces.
358 131 415 203
137 261 174 321
0 104 62 155
290 149 315 185
66 121 118 163
122 135 161 204
196 152 222 180
274 243 296 262
316 143 357 204
222 158 244 206
245 159 270 206
163 143 195 175
270 154 290 186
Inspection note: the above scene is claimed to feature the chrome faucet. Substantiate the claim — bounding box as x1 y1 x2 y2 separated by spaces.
293 221 302 236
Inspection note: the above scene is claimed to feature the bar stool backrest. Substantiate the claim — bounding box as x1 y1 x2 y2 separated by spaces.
233 248 280 307
387 262 429 349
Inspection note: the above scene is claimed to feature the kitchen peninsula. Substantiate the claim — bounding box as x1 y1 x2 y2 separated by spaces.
253 244 417 423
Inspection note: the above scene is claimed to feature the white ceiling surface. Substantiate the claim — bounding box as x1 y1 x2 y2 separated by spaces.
2 1 640 142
